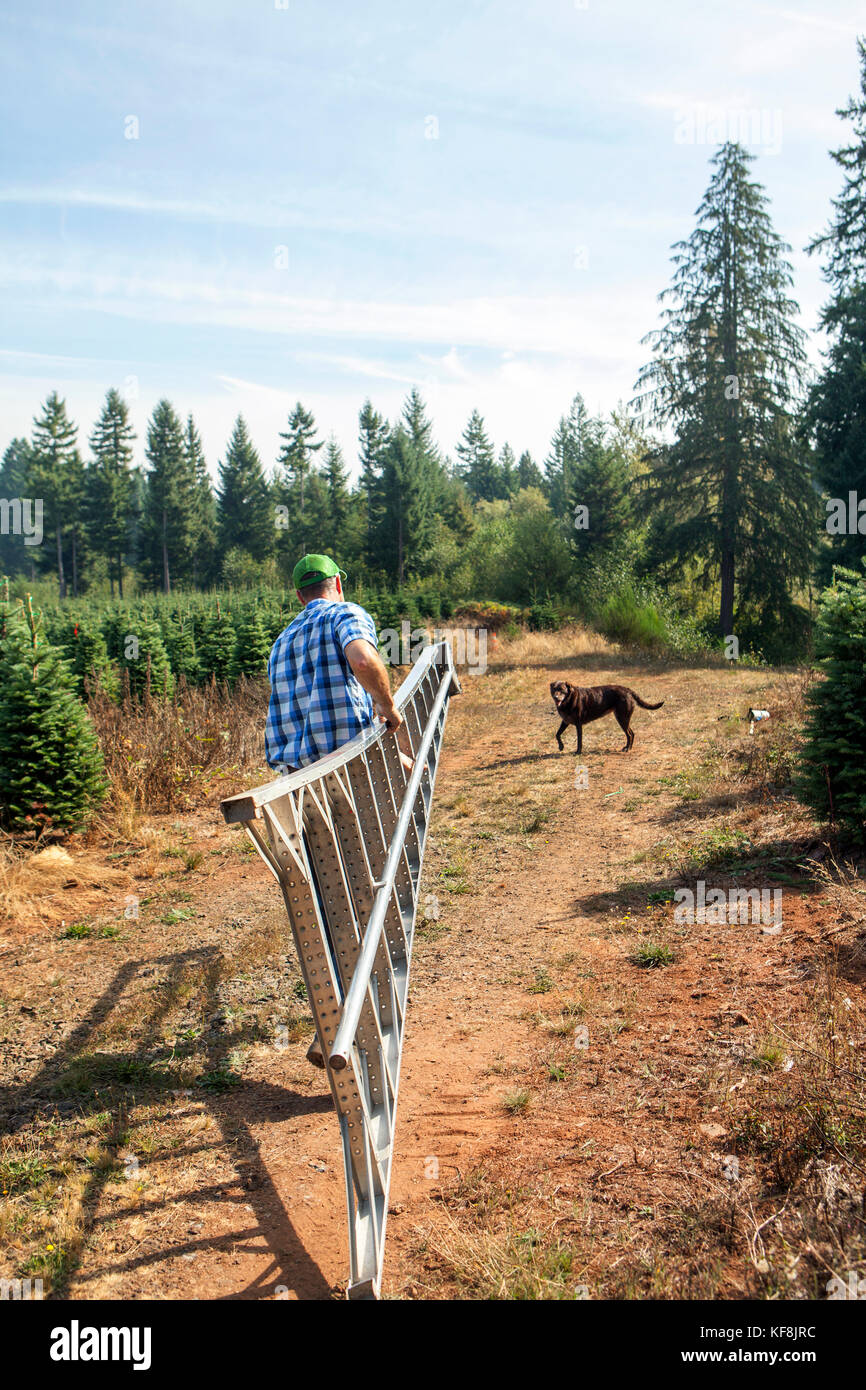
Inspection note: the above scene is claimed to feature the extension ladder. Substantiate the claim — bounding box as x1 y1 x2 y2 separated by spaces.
220 641 461 1298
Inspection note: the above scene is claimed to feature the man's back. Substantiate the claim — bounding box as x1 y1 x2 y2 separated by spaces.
265 597 379 769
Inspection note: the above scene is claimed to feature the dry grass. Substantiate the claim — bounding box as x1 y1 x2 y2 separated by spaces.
88 675 269 816
490 622 615 672
0 841 126 930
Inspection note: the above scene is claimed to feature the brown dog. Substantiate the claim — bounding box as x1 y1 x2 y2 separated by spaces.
549 680 664 754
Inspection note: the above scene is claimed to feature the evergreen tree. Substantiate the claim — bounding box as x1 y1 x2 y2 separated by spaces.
358 400 390 564
634 142 814 645
119 619 175 698
217 415 273 567
196 605 237 682
0 597 106 832
277 402 322 547
455 409 501 502
370 427 434 585
86 388 136 598
141 400 197 594
569 433 634 564
402 387 442 469
545 395 600 521
805 39 866 578
516 449 544 491
358 399 389 502
61 617 120 700
163 610 200 683
185 415 218 588
323 437 350 553
231 606 271 679
29 393 80 599
796 566 866 839
499 443 517 497
0 439 36 578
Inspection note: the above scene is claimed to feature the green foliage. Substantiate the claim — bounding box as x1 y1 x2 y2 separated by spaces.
196 607 237 683
805 38 866 582
231 606 271 679
635 141 814 642
60 618 119 699
0 601 107 833
217 415 273 567
86 388 136 599
796 567 866 839
119 619 175 698
140 399 198 594
527 601 561 632
599 585 667 648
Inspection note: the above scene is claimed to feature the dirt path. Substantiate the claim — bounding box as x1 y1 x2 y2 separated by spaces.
4 633 854 1300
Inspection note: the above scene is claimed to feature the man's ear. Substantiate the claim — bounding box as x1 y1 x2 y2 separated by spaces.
335 576 343 598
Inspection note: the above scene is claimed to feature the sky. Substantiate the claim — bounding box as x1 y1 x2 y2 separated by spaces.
0 0 863 484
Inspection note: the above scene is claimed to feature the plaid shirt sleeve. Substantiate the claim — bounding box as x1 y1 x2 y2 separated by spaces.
333 603 378 651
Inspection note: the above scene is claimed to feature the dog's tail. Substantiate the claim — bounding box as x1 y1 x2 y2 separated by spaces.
632 692 665 710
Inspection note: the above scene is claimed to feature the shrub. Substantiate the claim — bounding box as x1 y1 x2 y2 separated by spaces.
0 602 107 834
796 567 866 839
528 601 561 632
231 607 271 678
599 584 667 648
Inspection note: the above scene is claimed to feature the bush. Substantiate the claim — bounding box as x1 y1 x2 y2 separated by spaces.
527 601 561 632
599 584 667 648
796 567 866 839
0 603 107 833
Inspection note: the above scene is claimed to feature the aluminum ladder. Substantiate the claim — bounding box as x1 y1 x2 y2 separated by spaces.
220 640 461 1298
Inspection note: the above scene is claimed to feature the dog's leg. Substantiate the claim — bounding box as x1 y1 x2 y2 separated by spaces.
615 708 632 752
555 720 567 752
575 722 582 756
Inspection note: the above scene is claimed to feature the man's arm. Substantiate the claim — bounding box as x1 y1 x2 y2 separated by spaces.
344 639 403 731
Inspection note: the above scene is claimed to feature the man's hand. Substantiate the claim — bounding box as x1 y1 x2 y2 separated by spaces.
375 699 403 732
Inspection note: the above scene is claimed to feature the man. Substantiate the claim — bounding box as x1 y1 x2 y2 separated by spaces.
266 552 403 771
266 554 406 1071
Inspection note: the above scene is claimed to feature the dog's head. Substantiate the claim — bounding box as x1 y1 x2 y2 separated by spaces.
550 679 571 708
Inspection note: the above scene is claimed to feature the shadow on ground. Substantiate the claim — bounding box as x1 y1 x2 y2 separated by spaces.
0 944 337 1300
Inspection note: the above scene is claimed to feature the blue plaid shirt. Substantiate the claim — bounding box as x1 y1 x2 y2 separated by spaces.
265 599 378 769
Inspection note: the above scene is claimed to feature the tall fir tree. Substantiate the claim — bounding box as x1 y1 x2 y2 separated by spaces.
805 39 866 578
217 415 273 567
358 399 390 565
323 437 350 554
185 415 218 588
516 449 544 491
277 402 322 549
568 432 634 564
634 142 814 648
545 395 601 521
86 388 136 598
29 393 80 599
402 387 442 470
455 409 502 502
358 399 389 501
499 443 517 497
0 439 36 578
370 426 434 585
141 399 197 594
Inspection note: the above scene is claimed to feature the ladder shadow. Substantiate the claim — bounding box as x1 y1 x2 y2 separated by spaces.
0 943 336 1301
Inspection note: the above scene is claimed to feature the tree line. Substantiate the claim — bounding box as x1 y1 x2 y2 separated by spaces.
3 40 866 663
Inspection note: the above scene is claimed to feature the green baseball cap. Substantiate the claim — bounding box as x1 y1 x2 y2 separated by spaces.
292 553 347 589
